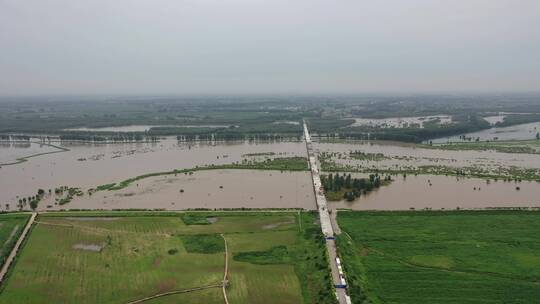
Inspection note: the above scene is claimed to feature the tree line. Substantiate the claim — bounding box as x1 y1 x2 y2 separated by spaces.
321 173 391 201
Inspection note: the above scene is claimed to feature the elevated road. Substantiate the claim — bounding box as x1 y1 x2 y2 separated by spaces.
303 121 350 304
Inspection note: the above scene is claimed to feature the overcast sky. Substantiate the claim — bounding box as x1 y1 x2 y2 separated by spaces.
0 0 539 96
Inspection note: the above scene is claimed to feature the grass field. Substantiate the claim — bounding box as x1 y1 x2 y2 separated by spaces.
336 210 540 304
145 288 224 303
0 211 335 304
0 213 30 270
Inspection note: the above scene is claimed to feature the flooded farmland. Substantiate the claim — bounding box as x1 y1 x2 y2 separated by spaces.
2 136 540 212
0 138 306 206
314 141 540 171
330 174 540 210
0 142 62 165
352 115 453 128
64 124 230 132
431 121 540 143
316 140 540 210
39 169 315 211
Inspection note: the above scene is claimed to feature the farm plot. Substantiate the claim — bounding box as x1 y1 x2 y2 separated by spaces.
0 213 30 271
0 211 335 304
336 211 540 304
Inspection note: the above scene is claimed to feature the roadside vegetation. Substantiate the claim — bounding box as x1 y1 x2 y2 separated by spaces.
336 210 540 304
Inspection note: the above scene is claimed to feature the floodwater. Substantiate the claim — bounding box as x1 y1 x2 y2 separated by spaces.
0 142 61 165
2 134 539 212
315 141 540 172
0 138 307 206
40 170 315 211
483 115 506 125
330 174 540 210
273 121 300 125
352 115 452 128
64 125 229 132
431 121 540 143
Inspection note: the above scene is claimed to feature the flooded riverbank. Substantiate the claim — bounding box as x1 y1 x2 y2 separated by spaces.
38 169 316 211
3 136 539 212
0 139 306 205
329 174 540 210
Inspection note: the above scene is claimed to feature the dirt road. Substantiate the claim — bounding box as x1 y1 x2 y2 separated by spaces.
221 234 230 304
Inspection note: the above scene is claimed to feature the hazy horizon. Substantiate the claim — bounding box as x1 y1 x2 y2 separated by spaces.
1 0 539 96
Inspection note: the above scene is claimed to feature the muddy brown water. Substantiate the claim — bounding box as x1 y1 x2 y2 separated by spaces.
0 142 60 164
2 137 540 212
318 142 540 209
39 169 316 211
0 139 306 205
330 174 540 210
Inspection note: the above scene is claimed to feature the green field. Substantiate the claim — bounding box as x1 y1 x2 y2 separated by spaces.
337 211 540 304
0 211 335 304
0 213 30 270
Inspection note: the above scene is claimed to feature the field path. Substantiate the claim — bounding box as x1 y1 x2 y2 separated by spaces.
221 233 230 304
125 233 230 304
125 284 223 304
0 212 36 284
